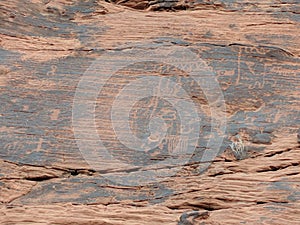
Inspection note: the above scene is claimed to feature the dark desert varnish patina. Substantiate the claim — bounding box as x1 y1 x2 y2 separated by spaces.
0 0 299 224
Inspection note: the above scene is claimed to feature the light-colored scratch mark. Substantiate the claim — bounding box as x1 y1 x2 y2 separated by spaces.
50 109 60 120
23 105 29 111
36 138 43 152
274 111 281 123
236 48 242 85
166 135 188 154
47 65 57 76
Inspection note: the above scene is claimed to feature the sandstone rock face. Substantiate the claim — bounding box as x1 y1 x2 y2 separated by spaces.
0 0 299 224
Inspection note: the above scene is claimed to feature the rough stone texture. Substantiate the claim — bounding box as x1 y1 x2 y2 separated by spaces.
252 133 272 145
0 0 300 224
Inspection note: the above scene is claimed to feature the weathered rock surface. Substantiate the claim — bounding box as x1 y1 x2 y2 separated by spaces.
0 0 299 224
252 133 272 145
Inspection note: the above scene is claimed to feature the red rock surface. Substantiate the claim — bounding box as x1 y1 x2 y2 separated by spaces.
0 0 299 224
